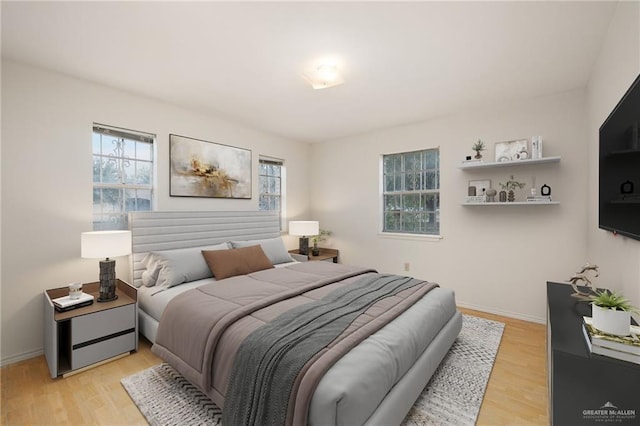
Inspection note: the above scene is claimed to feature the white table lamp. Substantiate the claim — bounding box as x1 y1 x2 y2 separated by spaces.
289 221 319 256
81 230 132 302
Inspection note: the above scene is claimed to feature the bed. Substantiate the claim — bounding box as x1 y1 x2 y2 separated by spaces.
130 211 462 425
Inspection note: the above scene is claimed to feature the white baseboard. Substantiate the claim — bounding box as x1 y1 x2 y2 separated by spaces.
0 348 43 367
457 301 546 325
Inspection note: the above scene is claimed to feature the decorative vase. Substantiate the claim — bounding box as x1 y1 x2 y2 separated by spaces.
508 190 515 202
474 150 482 160
312 242 320 256
592 304 631 336
499 191 507 202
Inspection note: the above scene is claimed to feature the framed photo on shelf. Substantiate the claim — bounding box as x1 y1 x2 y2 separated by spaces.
495 139 529 162
468 179 491 196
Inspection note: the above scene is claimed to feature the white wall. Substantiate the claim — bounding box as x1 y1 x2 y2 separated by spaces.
0 60 311 364
586 1 640 312
310 89 589 323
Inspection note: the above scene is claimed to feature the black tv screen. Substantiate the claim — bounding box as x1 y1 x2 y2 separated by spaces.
599 73 640 241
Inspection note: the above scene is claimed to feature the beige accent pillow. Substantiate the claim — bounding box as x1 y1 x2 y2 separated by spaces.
202 245 274 280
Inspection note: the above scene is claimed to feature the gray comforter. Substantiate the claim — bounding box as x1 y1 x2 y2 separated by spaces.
152 262 458 425
224 274 437 426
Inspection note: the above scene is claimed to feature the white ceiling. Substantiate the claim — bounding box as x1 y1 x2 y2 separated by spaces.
1 1 616 143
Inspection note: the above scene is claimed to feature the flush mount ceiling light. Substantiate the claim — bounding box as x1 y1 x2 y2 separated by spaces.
303 63 345 90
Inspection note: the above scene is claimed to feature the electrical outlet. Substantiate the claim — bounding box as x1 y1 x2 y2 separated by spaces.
403 262 410 272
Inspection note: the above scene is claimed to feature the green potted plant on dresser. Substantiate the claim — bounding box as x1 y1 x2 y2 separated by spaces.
589 289 638 336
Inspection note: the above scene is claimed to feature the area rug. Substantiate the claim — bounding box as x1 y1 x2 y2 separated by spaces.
121 314 504 426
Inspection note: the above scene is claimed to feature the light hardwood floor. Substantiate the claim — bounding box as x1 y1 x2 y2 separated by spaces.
1 308 547 425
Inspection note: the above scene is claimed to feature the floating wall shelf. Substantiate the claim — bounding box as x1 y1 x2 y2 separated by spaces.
462 201 560 206
459 156 561 170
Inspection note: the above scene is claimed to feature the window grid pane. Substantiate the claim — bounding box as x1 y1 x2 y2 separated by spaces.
382 148 439 235
92 125 154 231
258 158 284 229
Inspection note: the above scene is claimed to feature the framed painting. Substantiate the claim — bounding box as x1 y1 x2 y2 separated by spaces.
169 134 251 199
494 139 529 162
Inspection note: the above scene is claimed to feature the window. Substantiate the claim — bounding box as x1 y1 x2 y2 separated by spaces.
259 157 284 227
92 124 155 230
382 148 440 235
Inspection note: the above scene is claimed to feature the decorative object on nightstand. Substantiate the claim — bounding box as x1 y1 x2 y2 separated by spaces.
289 221 319 256
311 229 332 256
81 230 132 302
52 291 94 312
68 282 82 300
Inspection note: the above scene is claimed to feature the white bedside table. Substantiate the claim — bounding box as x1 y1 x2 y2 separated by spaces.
43 279 137 378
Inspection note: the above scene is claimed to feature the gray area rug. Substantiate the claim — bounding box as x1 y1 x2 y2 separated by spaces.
121 314 504 426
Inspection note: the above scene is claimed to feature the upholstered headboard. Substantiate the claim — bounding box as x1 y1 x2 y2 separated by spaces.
129 210 281 288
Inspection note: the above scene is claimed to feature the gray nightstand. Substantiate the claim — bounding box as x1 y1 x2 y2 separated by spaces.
43 279 138 378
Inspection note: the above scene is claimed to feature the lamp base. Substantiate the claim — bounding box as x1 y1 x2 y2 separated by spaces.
298 236 309 256
98 294 118 303
97 258 118 302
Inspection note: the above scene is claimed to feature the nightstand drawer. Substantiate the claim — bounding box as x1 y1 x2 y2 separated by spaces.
71 331 135 371
71 304 135 345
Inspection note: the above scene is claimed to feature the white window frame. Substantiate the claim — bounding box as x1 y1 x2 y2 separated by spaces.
379 148 441 239
92 124 155 230
258 156 286 230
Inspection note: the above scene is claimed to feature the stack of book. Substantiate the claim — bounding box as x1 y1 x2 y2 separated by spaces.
582 316 640 364
52 292 94 312
465 195 486 203
526 195 553 203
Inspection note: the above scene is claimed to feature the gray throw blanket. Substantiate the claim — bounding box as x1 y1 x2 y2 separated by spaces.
222 273 430 426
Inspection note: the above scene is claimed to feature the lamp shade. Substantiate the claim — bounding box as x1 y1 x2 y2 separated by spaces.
289 221 319 236
81 231 132 259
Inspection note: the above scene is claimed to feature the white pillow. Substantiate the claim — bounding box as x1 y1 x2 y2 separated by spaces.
142 242 230 288
230 237 294 265
141 253 162 287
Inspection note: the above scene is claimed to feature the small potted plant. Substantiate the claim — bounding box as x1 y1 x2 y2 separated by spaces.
472 139 485 159
311 229 332 256
498 175 526 202
589 290 638 336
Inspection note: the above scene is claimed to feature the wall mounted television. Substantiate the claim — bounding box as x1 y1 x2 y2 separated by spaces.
599 73 640 241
